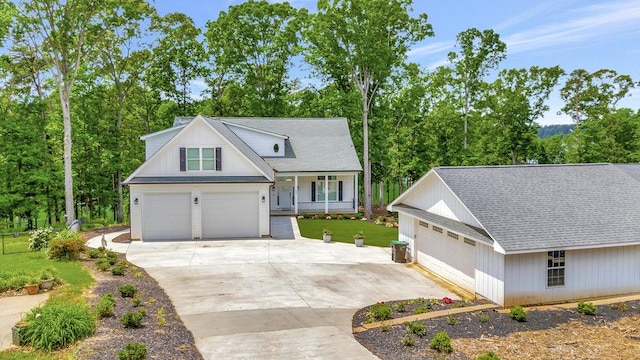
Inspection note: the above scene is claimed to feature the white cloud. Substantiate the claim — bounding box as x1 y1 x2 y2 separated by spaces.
407 41 452 58
493 1 560 31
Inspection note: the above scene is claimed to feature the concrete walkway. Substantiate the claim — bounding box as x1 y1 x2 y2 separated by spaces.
270 216 294 240
85 229 131 253
125 218 458 359
0 293 49 351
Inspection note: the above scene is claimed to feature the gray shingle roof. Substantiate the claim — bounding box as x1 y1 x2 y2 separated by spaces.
431 163 640 253
615 164 640 183
217 117 362 173
126 176 270 184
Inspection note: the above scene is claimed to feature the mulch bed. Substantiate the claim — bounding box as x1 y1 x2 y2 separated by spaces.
74 252 203 360
353 298 640 360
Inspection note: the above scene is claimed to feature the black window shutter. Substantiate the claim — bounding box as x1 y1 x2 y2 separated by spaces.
179 147 186 171
338 181 343 201
215 147 222 171
311 181 316 202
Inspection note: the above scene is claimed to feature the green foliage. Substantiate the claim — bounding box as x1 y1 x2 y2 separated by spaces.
447 315 458 325
612 303 629 312
28 227 54 251
21 303 95 351
118 284 138 298
478 313 489 323
121 310 146 328
111 265 125 276
366 303 393 322
429 331 453 353
391 302 406 312
88 249 101 259
132 296 142 307
401 335 415 346
477 351 500 360
95 258 111 271
577 301 597 315
96 293 116 318
406 321 426 337
413 305 431 315
117 342 148 360
48 234 85 261
156 307 166 326
509 305 527 322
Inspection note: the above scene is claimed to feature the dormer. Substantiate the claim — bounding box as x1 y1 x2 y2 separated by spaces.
222 121 288 157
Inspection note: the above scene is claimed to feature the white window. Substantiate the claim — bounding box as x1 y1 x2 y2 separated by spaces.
187 147 215 171
547 250 565 287
317 176 337 201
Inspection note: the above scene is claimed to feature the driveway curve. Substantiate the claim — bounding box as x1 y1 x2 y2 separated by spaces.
126 220 457 359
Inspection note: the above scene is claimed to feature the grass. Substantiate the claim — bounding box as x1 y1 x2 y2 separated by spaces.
297 219 398 247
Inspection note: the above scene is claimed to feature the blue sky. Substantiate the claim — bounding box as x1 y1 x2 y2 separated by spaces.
155 0 640 125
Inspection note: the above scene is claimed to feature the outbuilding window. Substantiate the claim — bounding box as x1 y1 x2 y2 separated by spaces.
547 250 565 287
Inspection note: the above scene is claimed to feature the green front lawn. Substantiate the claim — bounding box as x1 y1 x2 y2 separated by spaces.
297 219 398 247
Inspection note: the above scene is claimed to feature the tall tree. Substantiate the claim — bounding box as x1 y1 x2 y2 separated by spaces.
204 0 307 116
447 28 506 149
305 0 433 217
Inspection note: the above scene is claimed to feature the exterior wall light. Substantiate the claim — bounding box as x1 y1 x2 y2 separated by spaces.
194 197 198 205
134 198 139 205
261 195 266 203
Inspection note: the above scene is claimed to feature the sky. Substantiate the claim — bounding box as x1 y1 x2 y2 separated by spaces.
154 0 640 125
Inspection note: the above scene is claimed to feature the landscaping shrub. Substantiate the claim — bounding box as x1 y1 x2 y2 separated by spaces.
577 301 597 315
406 321 426 337
509 305 527 322
477 351 500 360
612 303 629 312
95 258 110 271
121 310 146 328
366 302 393 322
111 265 125 276
401 336 415 346
117 342 147 360
156 307 166 325
118 284 137 298
392 302 406 312
447 315 458 325
429 331 453 353
48 233 85 261
132 296 142 307
22 303 95 351
413 305 431 314
88 249 101 259
28 227 54 251
107 256 119 266
479 313 490 323
96 293 115 318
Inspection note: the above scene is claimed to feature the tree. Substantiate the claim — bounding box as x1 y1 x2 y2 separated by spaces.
305 0 433 217
447 28 506 149
204 0 307 116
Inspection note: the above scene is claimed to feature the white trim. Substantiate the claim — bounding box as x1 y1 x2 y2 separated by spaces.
221 121 289 139
139 125 186 140
294 176 299 214
505 241 640 255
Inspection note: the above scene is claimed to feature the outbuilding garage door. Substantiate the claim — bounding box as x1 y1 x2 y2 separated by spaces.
416 222 475 293
142 192 192 241
201 192 259 238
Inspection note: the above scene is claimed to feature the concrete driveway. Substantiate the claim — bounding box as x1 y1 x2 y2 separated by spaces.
126 220 457 359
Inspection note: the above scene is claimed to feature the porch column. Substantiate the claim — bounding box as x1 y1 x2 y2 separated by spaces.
354 173 358 213
294 175 298 214
324 175 329 214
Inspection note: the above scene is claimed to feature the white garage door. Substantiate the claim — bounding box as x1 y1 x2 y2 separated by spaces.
142 192 192 240
417 222 475 293
202 192 259 238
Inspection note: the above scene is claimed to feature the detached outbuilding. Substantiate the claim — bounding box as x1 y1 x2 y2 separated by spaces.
388 164 640 307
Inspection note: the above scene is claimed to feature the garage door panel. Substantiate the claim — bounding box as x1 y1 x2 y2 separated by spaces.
142 193 191 241
202 192 258 238
417 225 475 293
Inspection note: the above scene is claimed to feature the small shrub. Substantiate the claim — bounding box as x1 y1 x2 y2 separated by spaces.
577 301 597 315
447 315 458 325
478 313 489 323
406 321 426 337
28 227 54 251
121 310 145 328
132 296 142 307
366 302 393 322
117 342 147 360
157 308 166 326
22 303 95 351
392 302 406 312
111 265 125 276
401 336 415 346
48 235 85 261
95 258 110 271
134 271 142 278
96 293 116 318
612 303 629 312
429 331 453 353
429 298 439 307
413 305 431 314
509 305 527 322
380 323 390 332
118 284 137 298
88 249 101 259
477 351 500 360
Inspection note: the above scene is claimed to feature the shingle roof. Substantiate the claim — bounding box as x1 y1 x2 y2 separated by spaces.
615 164 640 183
126 176 271 184
216 117 362 173
431 163 640 253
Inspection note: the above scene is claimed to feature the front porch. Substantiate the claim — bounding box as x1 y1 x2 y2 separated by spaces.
270 173 359 214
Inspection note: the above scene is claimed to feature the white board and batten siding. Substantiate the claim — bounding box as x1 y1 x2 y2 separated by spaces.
503 245 640 307
138 120 264 178
129 183 270 241
225 124 285 157
475 244 505 306
397 213 415 261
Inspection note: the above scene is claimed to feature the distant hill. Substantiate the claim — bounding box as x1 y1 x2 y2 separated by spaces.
538 124 575 138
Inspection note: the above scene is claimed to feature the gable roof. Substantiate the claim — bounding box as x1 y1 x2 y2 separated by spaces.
392 163 640 253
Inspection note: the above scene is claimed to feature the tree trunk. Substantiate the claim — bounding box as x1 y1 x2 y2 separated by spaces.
59 84 75 225
363 103 372 218
378 181 384 209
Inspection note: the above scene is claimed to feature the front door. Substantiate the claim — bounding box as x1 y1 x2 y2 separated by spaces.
278 185 292 210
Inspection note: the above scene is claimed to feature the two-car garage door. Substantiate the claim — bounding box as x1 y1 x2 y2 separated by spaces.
141 191 259 240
